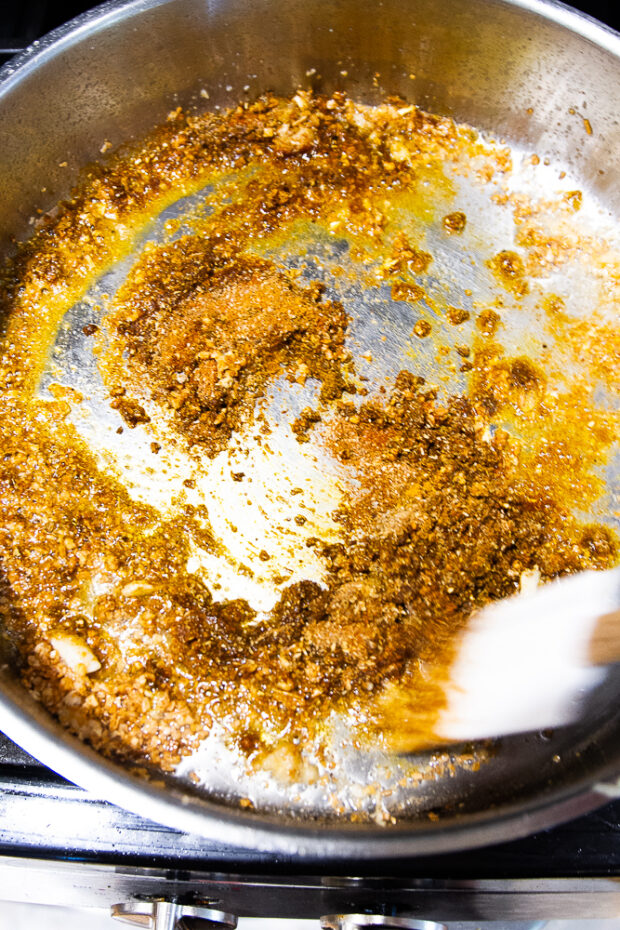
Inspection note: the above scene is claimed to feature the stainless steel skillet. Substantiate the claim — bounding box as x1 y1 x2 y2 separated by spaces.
0 0 619 857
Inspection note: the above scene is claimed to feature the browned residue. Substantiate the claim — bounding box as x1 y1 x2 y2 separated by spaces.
488 250 529 297
0 90 617 787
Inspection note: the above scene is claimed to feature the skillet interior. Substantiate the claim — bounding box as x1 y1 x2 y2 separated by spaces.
0 0 619 855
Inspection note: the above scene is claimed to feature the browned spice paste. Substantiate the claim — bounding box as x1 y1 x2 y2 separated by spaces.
0 92 617 790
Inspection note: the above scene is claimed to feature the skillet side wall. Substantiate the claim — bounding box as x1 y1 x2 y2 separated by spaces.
1 0 620 253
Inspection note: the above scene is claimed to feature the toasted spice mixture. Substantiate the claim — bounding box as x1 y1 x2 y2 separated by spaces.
103 251 353 453
488 250 529 297
413 319 433 339
325 374 616 750
442 211 467 234
0 91 618 792
0 91 484 393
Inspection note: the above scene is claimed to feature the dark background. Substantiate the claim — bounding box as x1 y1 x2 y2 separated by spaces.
1 0 619 65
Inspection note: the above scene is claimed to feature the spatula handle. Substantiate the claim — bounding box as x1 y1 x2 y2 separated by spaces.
589 609 620 666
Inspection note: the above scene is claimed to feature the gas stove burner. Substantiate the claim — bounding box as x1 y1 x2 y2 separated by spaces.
321 918 446 930
112 900 238 930
110 908 447 930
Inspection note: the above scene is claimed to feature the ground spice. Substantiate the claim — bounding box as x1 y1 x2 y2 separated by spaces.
0 90 617 789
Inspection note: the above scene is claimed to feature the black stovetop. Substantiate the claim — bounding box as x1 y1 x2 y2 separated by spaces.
1 0 620 879
2 729 620 875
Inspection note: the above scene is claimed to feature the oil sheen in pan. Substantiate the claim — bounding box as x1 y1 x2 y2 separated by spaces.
37 131 620 822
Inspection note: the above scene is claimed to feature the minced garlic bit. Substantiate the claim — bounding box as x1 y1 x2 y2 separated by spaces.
519 567 541 596
49 634 101 676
